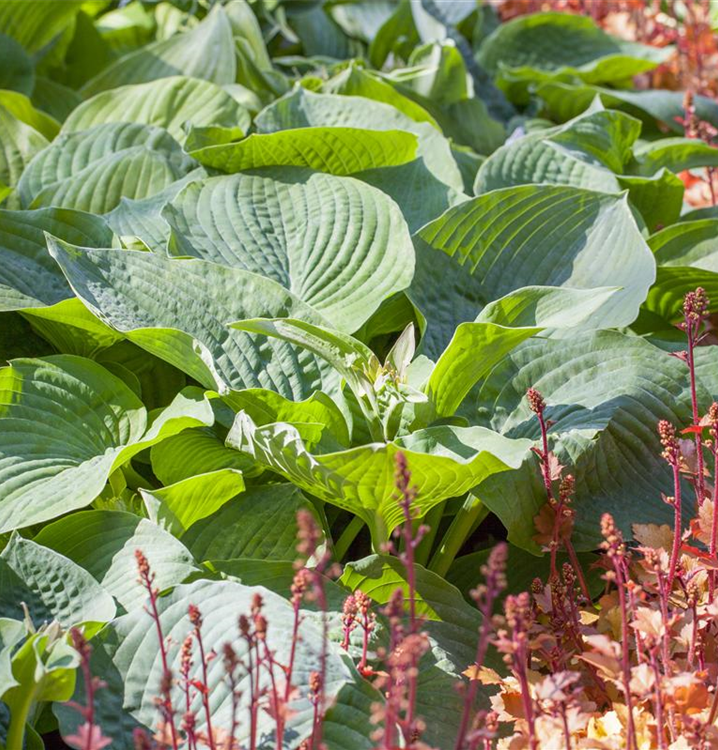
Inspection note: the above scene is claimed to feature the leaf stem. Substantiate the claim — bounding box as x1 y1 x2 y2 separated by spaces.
414 502 445 567
429 495 489 577
333 515 365 561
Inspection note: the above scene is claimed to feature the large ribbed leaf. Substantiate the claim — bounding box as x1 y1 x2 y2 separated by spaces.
471 331 711 550
47 238 339 399
0 356 215 532
63 76 251 143
189 126 418 176
18 122 195 214
0 1 82 52
164 170 414 331
150 427 256 486
81 4 236 96
410 185 655 358
256 88 463 191
140 468 245 536
0 535 116 627
0 106 48 206
34 511 199 611
104 169 205 253
478 12 671 88
92 579 358 747
475 101 641 194
227 412 530 544
182 483 311 563
0 207 112 311
0 91 60 141
643 219 718 323
356 158 467 233
0 33 33 95
536 81 718 133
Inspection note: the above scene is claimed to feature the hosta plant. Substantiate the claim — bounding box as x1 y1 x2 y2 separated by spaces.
2 0 718 748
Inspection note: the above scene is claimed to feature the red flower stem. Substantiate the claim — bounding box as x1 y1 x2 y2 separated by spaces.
650 651 666 750
194 629 215 750
514 653 537 750
613 558 637 750
263 642 285 744
246 638 257 750
359 614 371 673
687 322 706 506
454 615 495 750
710 448 718 597
564 539 590 601
141 574 179 750
667 463 683 591
284 594 302 703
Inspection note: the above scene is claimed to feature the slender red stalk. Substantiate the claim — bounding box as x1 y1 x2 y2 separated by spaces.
454 543 507 750
135 550 179 750
600 517 637 750
188 606 215 750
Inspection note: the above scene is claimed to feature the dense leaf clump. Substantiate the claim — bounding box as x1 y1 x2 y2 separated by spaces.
1 1 718 748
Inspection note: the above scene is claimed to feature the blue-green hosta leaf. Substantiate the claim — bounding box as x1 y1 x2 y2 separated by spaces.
324 64 440 127
256 87 464 192
0 618 24 695
472 331 707 551
396 40 471 106
228 318 380 407
410 185 655 358
0 91 60 141
475 100 641 194
643 219 718 323
31 77 82 123
95 579 358 746
631 137 718 176
0 33 34 95
0 207 113 312
341 554 493 749
182 483 312 563
0 356 215 532
0 106 48 207
0 0 81 52
0 535 116 626
447 544 602 603
328 1 396 42
425 286 619 419
478 12 671 91
650 219 718 270
20 298 123 358
104 168 205 253
141 468 245 537
536 80 718 134
18 122 196 214
223 388 350 449
94 1 156 55
189 126 418 176
81 3 236 97
227 411 530 544
165 170 414 331
47 238 339 399
63 76 251 144
33 511 199 611
615 168 684 232
97 341 187 411
150 427 257 486
356 158 467 233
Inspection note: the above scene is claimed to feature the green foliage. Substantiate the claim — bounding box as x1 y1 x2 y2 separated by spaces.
1 1 717 746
